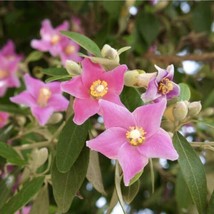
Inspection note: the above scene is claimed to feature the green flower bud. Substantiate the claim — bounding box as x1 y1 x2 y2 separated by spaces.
173 101 188 121
47 113 63 124
188 101 202 117
65 60 81 76
137 72 157 88
124 70 141 87
101 44 119 64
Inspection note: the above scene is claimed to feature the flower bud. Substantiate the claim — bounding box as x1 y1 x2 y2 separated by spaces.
188 101 202 117
15 115 26 126
124 70 141 87
101 44 119 64
137 72 157 88
65 60 81 76
30 148 48 172
173 101 188 121
47 113 63 124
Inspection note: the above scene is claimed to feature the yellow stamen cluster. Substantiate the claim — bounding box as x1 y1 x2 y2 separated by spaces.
37 87 52 107
0 70 8 79
51 35 60 45
65 45 75 55
126 126 146 146
90 80 108 99
158 78 173 95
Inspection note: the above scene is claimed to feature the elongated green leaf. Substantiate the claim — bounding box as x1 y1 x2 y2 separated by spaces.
0 178 13 209
173 132 207 214
208 191 214 214
45 75 71 83
52 147 89 213
42 67 68 77
61 31 101 57
30 185 49 214
0 141 26 166
0 104 29 115
56 116 89 173
0 176 44 214
176 170 193 213
121 180 140 204
120 86 143 112
25 51 43 63
86 151 106 195
178 83 191 101
107 189 118 214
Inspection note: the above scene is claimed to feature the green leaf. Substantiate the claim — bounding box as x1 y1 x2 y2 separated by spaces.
42 67 68 77
56 117 89 173
120 86 143 112
208 191 214 214
173 132 207 214
0 178 13 209
204 89 214 108
25 51 43 63
118 46 131 55
0 176 44 214
30 185 49 214
52 147 89 213
0 141 26 166
107 189 118 214
121 180 140 204
0 104 29 115
86 151 106 195
102 1 124 19
138 13 160 45
176 170 193 213
61 31 101 57
45 75 71 83
178 83 191 101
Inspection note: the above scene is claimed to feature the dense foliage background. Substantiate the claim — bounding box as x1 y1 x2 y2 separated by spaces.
0 1 214 214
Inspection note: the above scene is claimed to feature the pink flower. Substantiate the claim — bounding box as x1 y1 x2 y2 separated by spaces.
87 99 178 186
31 19 69 57
10 74 69 126
141 65 180 103
15 206 31 214
61 58 128 125
0 112 9 128
59 37 81 65
71 16 84 34
0 55 20 97
0 40 23 63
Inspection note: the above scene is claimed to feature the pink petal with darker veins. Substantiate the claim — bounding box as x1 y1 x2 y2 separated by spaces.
118 143 148 186
87 127 127 159
138 128 179 160
73 98 99 125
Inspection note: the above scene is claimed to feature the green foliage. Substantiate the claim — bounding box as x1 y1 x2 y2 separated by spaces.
52 147 89 213
173 132 207 214
42 67 68 77
178 83 191 101
208 191 214 214
0 177 44 214
56 117 89 173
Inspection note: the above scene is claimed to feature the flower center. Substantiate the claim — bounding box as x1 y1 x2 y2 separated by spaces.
0 70 8 79
65 45 75 55
51 35 60 45
158 78 173 95
126 126 146 146
37 87 52 107
90 80 108 99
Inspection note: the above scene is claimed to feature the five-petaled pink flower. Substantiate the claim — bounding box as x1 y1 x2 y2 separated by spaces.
0 55 20 97
0 112 9 128
141 65 180 103
31 19 69 57
61 58 128 125
87 99 178 186
10 74 69 126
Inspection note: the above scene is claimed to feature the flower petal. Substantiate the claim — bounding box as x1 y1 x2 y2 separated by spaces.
47 81 61 94
133 99 166 137
56 21 69 31
138 128 179 160
24 74 44 98
99 99 134 129
166 82 180 99
86 127 127 159
81 58 104 88
31 106 54 126
118 143 148 186
73 98 99 125
31 40 51 52
103 64 127 94
48 94 69 111
10 91 35 107
103 93 124 106
61 76 89 99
